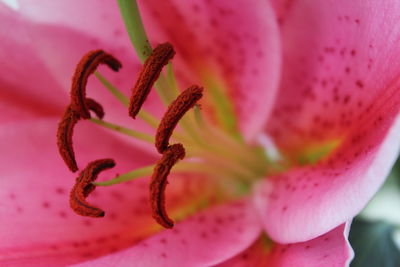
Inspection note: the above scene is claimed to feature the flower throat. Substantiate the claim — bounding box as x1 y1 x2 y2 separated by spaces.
56 2 271 229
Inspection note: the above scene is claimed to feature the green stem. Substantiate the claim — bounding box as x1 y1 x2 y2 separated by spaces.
95 71 129 106
137 110 159 128
94 161 233 186
194 105 204 126
94 165 154 186
201 71 240 138
117 0 152 63
117 0 174 105
95 71 159 128
90 118 154 143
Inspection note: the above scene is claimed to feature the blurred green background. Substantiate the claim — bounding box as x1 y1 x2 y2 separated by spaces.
349 157 400 267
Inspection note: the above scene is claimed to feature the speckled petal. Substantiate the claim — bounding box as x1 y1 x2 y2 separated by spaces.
72 199 262 267
215 223 353 267
139 0 281 139
0 119 212 266
267 0 400 155
258 0 400 243
14 0 281 139
255 103 400 242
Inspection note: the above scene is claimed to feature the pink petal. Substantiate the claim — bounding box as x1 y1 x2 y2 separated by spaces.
14 0 281 138
269 0 296 26
4 1 163 133
138 0 281 139
257 0 400 243
215 223 353 267
0 119 211 266
267 0 400 154
72 199 262 267
255 101 400 243
30 22 166 133
0 6 65 123
16 0 128 49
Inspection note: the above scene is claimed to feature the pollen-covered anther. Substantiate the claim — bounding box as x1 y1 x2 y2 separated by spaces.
70 158 116 217
150 143 186 228
156 85 203 153
71 50 122 119
129 42 175 119
57 98 104 172
85 98 105 119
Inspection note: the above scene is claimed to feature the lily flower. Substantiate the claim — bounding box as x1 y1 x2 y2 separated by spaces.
1 0 399 266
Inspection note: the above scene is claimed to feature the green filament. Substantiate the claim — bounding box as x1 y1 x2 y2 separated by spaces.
94 71 159 128
90 118 154 143
94 165 154 186
117 0 177 105
95 71 129 106
117 0 152 63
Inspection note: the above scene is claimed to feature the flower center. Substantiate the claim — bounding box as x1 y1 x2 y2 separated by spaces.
56 1 277 228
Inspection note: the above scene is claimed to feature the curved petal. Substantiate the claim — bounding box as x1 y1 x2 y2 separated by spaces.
255 98 400 243
0 119 154 266
266 0 400 155
139 0 281 139
3 1 163 133
0 5 65 123
269 0 296 26
0 119 214 266
16 0 129 50
14 0 281 138
26 22 164 134
215 222 353 267
72 199 262 267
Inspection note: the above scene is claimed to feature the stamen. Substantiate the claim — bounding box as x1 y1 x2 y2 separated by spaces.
71 50 122 119
129 43 175 119
70 158 115 217
57 98 104 172
57 106 80 172
155 85 203 153
95 71 160 128
85 98 105 119
90 118 154 143
150 143 185 228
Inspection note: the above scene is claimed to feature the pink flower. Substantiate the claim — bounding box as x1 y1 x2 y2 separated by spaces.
1 0 400 266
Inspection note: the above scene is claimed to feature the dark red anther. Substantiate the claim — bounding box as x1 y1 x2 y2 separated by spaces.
155 85 203 153
150 144 185 228
85 98 105 119
70 158 115 217
57 98 104 172
129 43 175 119
70 50 122 119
